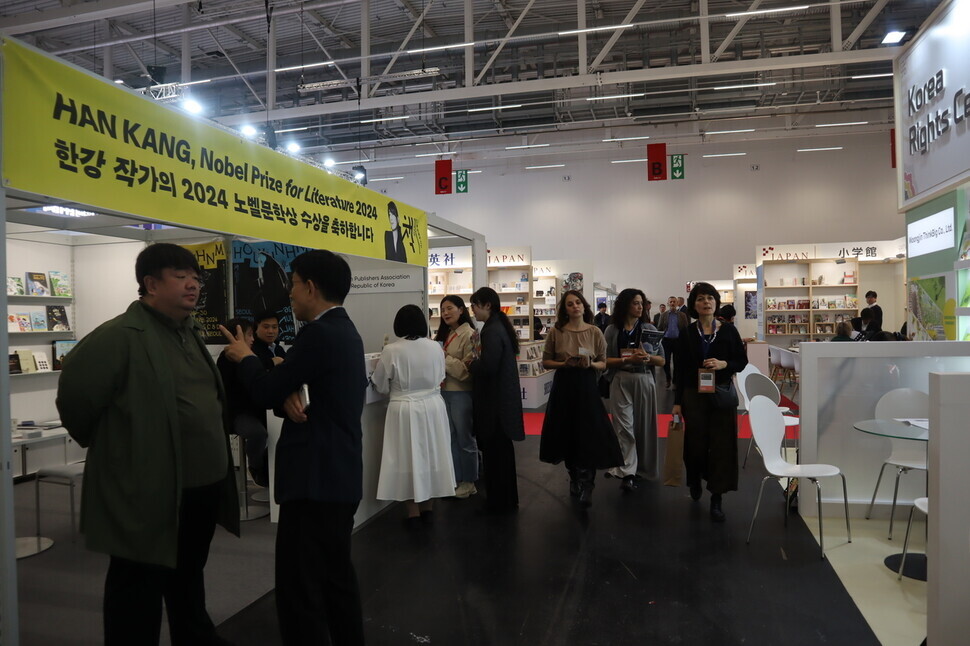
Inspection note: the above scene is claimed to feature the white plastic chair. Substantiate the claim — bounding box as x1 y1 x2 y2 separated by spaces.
865 388 929 540
746 396 851 560
768 345 784 382
735 363 760 414
790 351 801 398
898 497 929 580
779 349 797 395
741 372 799 468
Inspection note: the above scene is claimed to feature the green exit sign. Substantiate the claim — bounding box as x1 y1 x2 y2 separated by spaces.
670 154 685 179
456 169 469 193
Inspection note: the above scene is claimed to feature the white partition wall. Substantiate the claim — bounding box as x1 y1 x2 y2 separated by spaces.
927 371 970 645
798 341 970 517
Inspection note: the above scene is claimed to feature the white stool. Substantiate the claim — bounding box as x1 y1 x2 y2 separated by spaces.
17 462 85 558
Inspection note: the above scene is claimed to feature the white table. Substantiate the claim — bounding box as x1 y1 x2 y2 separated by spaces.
11 428 70 558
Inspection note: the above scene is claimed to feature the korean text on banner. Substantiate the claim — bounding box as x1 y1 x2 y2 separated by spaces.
647 143 668 181
0 37 427 267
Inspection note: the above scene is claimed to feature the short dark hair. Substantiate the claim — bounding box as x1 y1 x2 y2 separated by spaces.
470 286 519 353
135 243 201 297
289 250 352 305
254 310 279 326
860 307 873 322
835 321 853 337
870 331 896 341
597 302 607 310
865 290 877 299
687 282 720 319
718 304 737 321
225 317 253 334
393 304 428 339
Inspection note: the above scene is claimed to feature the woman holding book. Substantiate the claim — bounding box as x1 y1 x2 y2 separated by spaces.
601 289 665 491
433 295 479 500
671 282 748 523
468 287 524 514
539 290 622 507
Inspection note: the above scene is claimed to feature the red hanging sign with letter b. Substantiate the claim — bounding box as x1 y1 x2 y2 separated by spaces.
435 159 453 194
647 143 667 181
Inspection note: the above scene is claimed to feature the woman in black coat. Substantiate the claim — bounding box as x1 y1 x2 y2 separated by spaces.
468 287 525 513
671 282 748 522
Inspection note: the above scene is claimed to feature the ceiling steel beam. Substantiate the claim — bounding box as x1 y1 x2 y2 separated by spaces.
301 21 358 97
392 0 437 39
223 23 265 52
207 28 266 110
492 0 515 31
217 47 896 125
712 0 763 63
830 0 843 53
587 0 648 73
842 0 889 51
371 0 437 95
0 0 196 35
111 19 181 58
474 0 536 86
307 9 355 49
699 0 711 64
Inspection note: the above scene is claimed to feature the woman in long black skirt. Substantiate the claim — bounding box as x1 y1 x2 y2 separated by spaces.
539 290 622 507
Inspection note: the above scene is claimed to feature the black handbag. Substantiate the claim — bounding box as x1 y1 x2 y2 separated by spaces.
711 381 738 409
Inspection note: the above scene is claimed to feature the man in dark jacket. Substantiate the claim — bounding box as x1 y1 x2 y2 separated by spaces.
252 310 287 368
57 243 239 646
658 296 690 389
221 249 366 646
594 302 610 331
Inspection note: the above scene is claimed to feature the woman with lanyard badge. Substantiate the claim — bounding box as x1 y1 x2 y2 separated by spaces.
602 289 665 491
539 290 622 507
671 282 747 522
433 295 479 499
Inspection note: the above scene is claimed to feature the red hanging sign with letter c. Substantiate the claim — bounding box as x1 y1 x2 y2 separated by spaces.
435 159 453 194
647 143 667 181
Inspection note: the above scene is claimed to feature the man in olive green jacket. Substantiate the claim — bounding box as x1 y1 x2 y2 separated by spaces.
57 243 239 646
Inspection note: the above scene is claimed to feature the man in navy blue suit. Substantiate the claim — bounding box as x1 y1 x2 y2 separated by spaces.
221 250 366 646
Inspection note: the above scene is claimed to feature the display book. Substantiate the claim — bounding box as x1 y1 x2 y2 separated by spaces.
6 305 71 332
488 265 533 341
761 258 860 340
8 270 72 297
517 341 547 377
8 340 78 374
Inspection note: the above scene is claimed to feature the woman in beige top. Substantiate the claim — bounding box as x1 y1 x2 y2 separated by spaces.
539 290 623 507
433 295 479 499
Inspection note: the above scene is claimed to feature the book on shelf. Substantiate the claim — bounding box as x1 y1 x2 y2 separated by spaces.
835 298 847 309
845 295 858 309
764 298 777 310
810 298 819 309
842 271 856 284
7 315 20 333
15 313 31 332
9 353 22 375
15 349 36 373
6 276 24 295
46 305 70 331
827 299 837 309
25 272 51 296
52 340 79 370
48 270 72 297
33 351 52 371
30 311 48 332
797 299 810 310
786 299 796 310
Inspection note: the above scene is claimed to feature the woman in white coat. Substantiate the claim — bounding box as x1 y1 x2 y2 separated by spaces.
373 304 457 526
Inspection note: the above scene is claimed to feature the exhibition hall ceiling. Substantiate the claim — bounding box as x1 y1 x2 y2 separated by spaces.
0 0 943 168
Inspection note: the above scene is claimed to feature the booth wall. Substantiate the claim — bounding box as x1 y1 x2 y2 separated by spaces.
74 241 145 338
383 132 900 299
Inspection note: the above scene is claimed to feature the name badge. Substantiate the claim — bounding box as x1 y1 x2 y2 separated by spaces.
698 368 716 393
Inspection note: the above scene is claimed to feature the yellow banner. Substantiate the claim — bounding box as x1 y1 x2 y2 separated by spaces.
1 38 427 267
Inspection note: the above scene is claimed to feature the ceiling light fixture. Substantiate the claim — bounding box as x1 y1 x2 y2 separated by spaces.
851 72 893 80
712 82 776 91
882 31 907 45
359 115 411 124
275 61 334 73
505 143 550 150
181 79 211 86
275 126 309 133
706 129 756 134
797 147 844 152
559 24 635 36
323 158 336 168
468 104 522 112
602 136 651 142
113 79 125 84
240 125 258 138
702 152 747 158
415 151 458 157
334 159 369 165
182 98 203 114
370 176 404 182
286 142 301 153
611 158 648 164
525 164 565 169
407 43 474 54
726 5 808 18
586 93 645 101
815 121 868 127
298 67 440 93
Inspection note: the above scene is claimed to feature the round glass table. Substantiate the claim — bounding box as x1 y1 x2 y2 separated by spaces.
853 418 929 581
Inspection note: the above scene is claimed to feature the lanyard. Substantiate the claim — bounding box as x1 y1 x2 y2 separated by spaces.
443 331 458 351
697 320 718 359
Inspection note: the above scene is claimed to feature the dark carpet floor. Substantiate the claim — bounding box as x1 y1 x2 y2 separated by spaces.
218 436 876 646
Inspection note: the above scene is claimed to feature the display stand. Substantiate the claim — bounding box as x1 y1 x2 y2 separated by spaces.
488 247 534 342
761 258 860 344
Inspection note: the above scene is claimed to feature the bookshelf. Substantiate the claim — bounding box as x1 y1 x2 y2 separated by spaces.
427 245 475 322
762 258 860 343
487 247 534 341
